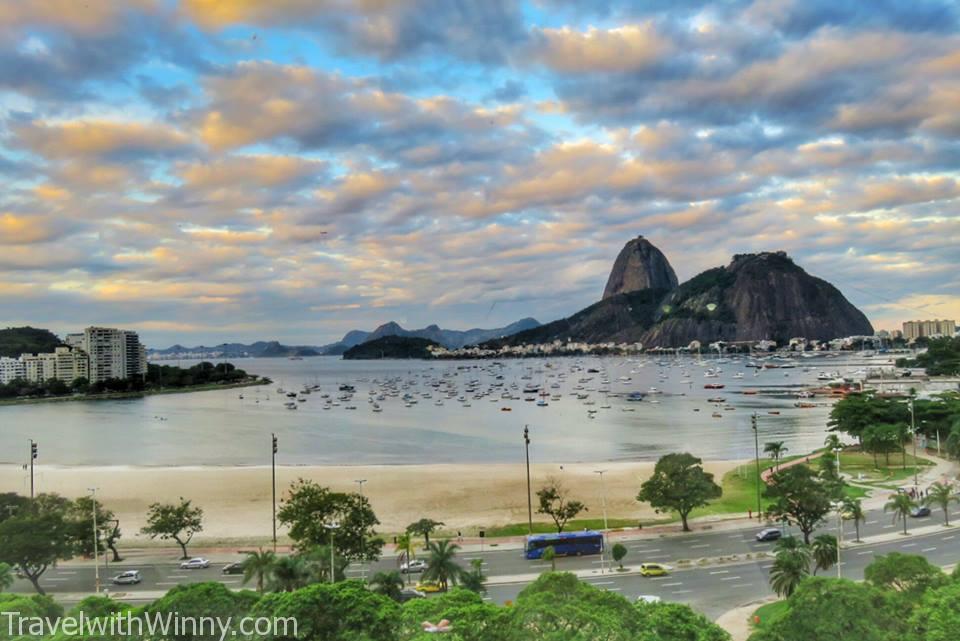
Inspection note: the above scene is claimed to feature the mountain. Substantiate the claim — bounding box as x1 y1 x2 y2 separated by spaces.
0 327 63 357
149 341 320 358
321 317 540 353
342 336 439 360
484 240 873 349
603 235 678 299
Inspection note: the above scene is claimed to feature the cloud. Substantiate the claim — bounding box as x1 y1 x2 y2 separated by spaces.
15 120 193 161
530 23 673 73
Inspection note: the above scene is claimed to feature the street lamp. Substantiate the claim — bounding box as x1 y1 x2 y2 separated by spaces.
751 413 762 522
354 480 367 581
271 434 278 552
908 396 918 487
88 487 100 593
29 440 38 500
524 425 533 535
833 446 842 478
832 500 844 579
594 470 608 574
323 521 340 584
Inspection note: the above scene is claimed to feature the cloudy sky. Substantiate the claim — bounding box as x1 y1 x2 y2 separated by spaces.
1 0 958 347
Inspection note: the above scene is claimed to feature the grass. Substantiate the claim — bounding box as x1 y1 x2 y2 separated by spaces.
751 600 789 630
690 458 778 518
811 450 934 488
483 518 659 538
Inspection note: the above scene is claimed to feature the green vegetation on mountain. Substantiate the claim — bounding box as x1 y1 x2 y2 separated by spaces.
342 336 439 359
0 327 62 358
897 337 960 375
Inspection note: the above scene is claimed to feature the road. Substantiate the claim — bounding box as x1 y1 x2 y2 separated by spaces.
11 504 959 619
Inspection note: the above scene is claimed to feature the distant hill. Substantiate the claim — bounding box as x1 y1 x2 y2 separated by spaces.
149 340 320 358
0 327 63 358
342 336 439 360
322 317 540 353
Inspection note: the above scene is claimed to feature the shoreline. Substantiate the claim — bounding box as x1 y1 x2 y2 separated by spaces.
0 378 269 407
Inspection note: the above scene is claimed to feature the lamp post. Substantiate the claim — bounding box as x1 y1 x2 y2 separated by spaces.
833 446 842 478
271 434 278 552
908 396 918 487
355 479 367 581
833 501 843 579
323 521 340 584
594 470 608 574
29 440 37 499
751 413 761 522
89 487 100 593
524 425 533 535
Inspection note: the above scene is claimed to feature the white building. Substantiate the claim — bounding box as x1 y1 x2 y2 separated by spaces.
20 346 89 384
81 327 147 383
0 357 26 384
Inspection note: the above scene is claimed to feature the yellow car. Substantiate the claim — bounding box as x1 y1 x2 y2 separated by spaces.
639 563 669 577
415 580 443 593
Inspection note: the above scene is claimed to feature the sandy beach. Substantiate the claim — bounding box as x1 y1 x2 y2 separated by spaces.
1 461 742 543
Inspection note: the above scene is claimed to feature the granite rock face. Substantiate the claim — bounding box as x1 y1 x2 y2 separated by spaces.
602 236 679 299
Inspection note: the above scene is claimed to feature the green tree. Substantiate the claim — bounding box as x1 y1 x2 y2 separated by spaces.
423 539 461 592
368 570 404 601
611 542 627 570
536 479 587 533
842 497 865 542
398 588 506 641
0 563 12 592
885 492 917 536
864 552 948 600
823 433 843 452
946 422 960 460
764 441 788 471
140 498 203 559
764 465 832 544
298 545 348 584
67 496 120 560
907 580 960 641
635 600 731 641
241 548 275 593
143 582 259 641
268 555 309 592
0 495 77 594
810 534 837 575
542 545 556 572
924 482 957 526
406 518 445 547
863 423 908 468
396 532 415 585
828 393 909 444
636 453 722 532
769 537 811 597
277 479 383 561
459 558 487 594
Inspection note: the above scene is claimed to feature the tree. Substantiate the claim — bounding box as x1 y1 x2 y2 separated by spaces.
397 588 504 641
459 558 487 594
241 548 275 593
885 492 917 536
863 423 908 468
277 479 383 562
946 422 960 460
143 582 260 641
908 580 960 641
823 433 842 452
829 392 909 444
764 441 788 471
811 534 837 575
764 465 832 544
0 563 12 592
864 552 948 600
140 498 203 559
537 478 587 533
0 495 77 594
769 542 810 597
396 532 415 585
635 601 731 641
924 482 957 526
542 545 556 572
68 496 120 559
297 544 348 584
843 497 865 542
636 453 722 532
611 542 627 570
423 539 461 591
269 555 309 592
406 518 445 547
369 570 404 601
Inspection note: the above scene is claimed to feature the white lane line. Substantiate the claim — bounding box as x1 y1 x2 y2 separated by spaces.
902 543 917 548
857 550 874 556
709 570 729 575
55 571 78 575
42 578 69 582
922 547 937 552
672 590 693 595
631 548 662 553
661 582 683 587
731 583 754 588
587 581 615 585
729 534 744 539
156 581 181 586
882 524 895 529
942 536 955 541
690 544 711 549
865 520 878 525
529 564 551 569
648 576 671 581
605 587 623 592
720 576 743 581
761 565 773 570
166 574 189 579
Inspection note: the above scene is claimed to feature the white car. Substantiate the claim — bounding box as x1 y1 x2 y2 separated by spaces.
179 557 210 569
636 595 662 604
112 570 142 585
401 559 427 574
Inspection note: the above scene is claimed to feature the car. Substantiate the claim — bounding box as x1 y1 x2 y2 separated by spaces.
415 580 443 593
398 588 427 602
639 563 670 577
179 557 210 569
636 595 662 604
910 506 932 518
222 562 245 575
401 559 428 573
111 570 142 585
755 527 783 542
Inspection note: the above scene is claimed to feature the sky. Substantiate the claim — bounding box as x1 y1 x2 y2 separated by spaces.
0 0 958 347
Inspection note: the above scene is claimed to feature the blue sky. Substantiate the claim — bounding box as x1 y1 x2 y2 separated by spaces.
0 0 958 346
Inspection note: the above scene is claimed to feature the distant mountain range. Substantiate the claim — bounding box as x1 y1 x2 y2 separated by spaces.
149 317 540 357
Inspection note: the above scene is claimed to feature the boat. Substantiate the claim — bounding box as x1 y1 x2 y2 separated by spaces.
500 407 512 412
711 412 722 418
536 399 548 407
794 402 817 408
768 410 780 415
707 396 725 403
704 383 725 389
284 402 297 410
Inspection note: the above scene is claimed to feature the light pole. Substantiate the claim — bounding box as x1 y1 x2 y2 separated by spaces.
324 521 340 584
594 470 608 574
89 487 100 593
908 396 918 487
833 446 842 478
524 425 533 535
29 440 37 500
833 501 843 579
355 479 367 581
271 434 278 552
751 413 761 522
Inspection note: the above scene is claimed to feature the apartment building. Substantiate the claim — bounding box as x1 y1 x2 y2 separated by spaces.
902 319 957 340
20 346 89 384
0 357 26 384
81 326 147 383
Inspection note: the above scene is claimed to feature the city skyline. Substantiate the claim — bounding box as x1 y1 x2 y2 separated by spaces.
1 1 958 345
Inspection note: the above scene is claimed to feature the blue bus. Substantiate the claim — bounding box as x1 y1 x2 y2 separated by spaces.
524 531 604 559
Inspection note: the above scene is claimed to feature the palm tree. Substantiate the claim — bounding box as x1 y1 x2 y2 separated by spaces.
769 547 810 597
396 533 415 585
0 563 12 592
811 534 838 575
269 555 308 592
925 482 957 527
843 497 866 542
242 548 276 593
885 492 917 536
764 441 788 471
369 570 404 601
458 558 487 594
542 545 556 572
824 434 843 452
422 539 461 592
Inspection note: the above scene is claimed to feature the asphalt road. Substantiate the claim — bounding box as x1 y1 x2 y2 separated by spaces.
11 504 959 619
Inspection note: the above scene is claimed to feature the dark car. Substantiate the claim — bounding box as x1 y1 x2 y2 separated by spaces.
910 506 932 518
398 588 426 602
222 562 245 575
755 527 782 542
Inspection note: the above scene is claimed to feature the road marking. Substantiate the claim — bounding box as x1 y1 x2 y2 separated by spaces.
631 548 661 553
690 544 711 549
729 534 744 539
731 583 753 588
156 581 181 586
41 578 69 582
720 576 743 581
761 565 773 570
672 590 693 595
857 550 874 556
167 574 189 579
529 564 551 569
902 543 917 548
882 524 895 529
649 576 671 581
605 587 622 592
922 547 937 552
55 571 78 575
865 520 878 525
709 570 729 575
587 581 615 585
661 582 683 587
942 536 955 541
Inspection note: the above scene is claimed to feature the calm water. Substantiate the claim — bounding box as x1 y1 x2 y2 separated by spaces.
0 355 883 467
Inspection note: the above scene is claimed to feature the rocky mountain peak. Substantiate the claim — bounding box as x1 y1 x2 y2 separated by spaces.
602 235 679 299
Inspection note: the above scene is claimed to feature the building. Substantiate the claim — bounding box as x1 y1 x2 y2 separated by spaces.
903 319 956 340
20 346 89 384
0 357 26 384
64 333 84 349
81 327 147 383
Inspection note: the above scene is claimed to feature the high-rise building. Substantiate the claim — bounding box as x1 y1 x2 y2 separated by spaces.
0 357 26 384
902 319 956 340
81 327 146 383
20 346 89 383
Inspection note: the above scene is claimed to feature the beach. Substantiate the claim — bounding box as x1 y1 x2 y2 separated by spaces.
1 461 742 543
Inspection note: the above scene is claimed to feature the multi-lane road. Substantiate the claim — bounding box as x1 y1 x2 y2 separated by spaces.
11 505 960 619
